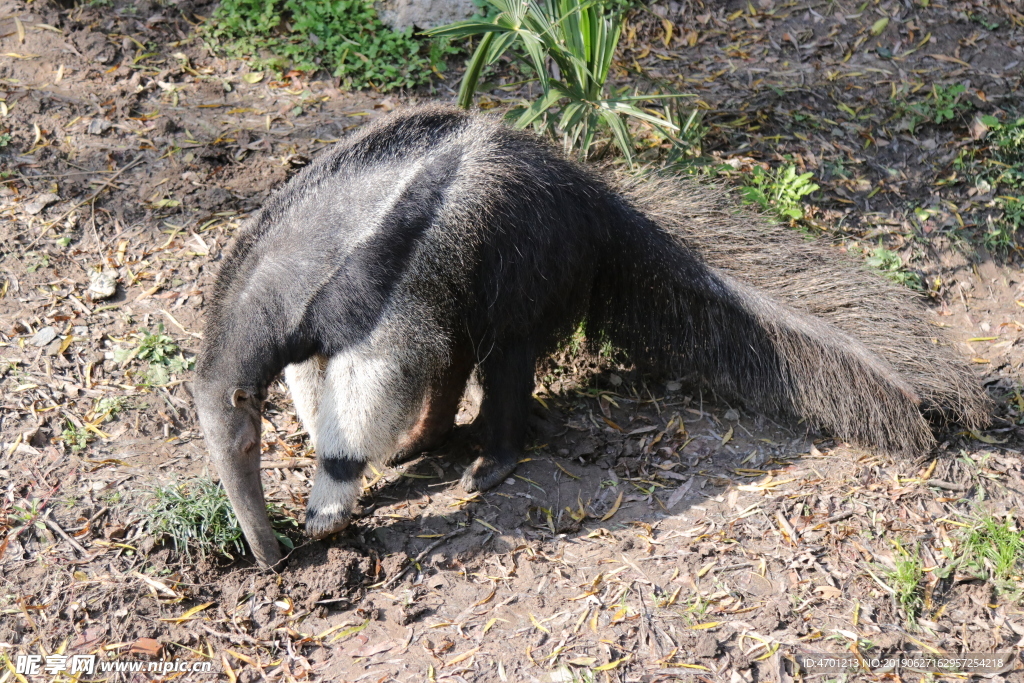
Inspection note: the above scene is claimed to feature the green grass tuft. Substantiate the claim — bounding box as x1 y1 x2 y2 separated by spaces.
887 542 924 624
958 514 1024 591
428 0 683 164
144 478 247 559
144 477 297 561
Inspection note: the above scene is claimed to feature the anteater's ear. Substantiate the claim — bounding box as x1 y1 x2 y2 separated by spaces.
231 388 251 407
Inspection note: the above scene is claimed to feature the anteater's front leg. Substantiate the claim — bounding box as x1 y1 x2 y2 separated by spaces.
299 348 428 539
460 339 535 492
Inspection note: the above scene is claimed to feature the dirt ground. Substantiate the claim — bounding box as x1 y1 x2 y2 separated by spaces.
1 0 1024 681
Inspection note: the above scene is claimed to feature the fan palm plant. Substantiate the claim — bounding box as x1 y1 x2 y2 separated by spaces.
426 0 689 163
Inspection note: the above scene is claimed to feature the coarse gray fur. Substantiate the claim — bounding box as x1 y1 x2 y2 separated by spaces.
630 176 989 452
193 104 990 568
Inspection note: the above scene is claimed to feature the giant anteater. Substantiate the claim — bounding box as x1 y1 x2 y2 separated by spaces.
193 104 989 568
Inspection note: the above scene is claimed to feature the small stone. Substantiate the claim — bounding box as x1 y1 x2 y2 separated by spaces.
607 373 622 386
45 339 63 356
665 380 682 392
375 0 476 30
87 118 112 135
24 192 60 215
969 116 990 141
29 326 57 347
724 408 740 421
88 269 118 300
73 326 89 336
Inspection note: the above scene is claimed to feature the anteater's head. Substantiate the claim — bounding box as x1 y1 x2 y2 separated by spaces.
193 377 282 569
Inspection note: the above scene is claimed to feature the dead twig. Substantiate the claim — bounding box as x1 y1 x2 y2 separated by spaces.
925 479 969 492
823 510 855 524
66 505 110 533
200 623 262 647
43 509 89 555
261 459 316 469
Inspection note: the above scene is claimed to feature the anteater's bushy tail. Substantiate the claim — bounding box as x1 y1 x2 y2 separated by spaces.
589 173 990 456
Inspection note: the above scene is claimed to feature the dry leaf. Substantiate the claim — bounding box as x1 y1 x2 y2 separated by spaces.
445 646 481 667
815 586 842 599
352 639 396 658
159 601 216 623
661 18 674 47
600 491 623 521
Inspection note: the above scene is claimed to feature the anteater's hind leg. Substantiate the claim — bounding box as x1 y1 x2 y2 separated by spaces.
460 339 535 492
387 344 475 466
303 347 429 538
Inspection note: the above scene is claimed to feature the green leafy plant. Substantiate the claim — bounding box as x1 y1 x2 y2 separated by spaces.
61 420 92 452
9 500 47 531
24 252 50 273
114 324 194 386
0 132 11 148
865 245 923 289
982 115 1024 189
136 325 179 363
954 116 1024 252
895 83 971 134
983 196 1023 252
428 0 685 163
969 13 1000 31
929 83 969 124
739 164 819 222
92 396 129 422
205 0 448 91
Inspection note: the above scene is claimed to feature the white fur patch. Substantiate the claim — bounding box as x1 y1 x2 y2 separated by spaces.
310 498 353 518
284 354 328 449
313 342 429 464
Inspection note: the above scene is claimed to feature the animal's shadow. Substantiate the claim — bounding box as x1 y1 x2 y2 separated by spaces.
272 383 824 581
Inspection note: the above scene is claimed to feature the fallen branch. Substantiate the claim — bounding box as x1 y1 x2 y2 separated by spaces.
925 479 969 492
823 510 855 524
43 509 89 555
